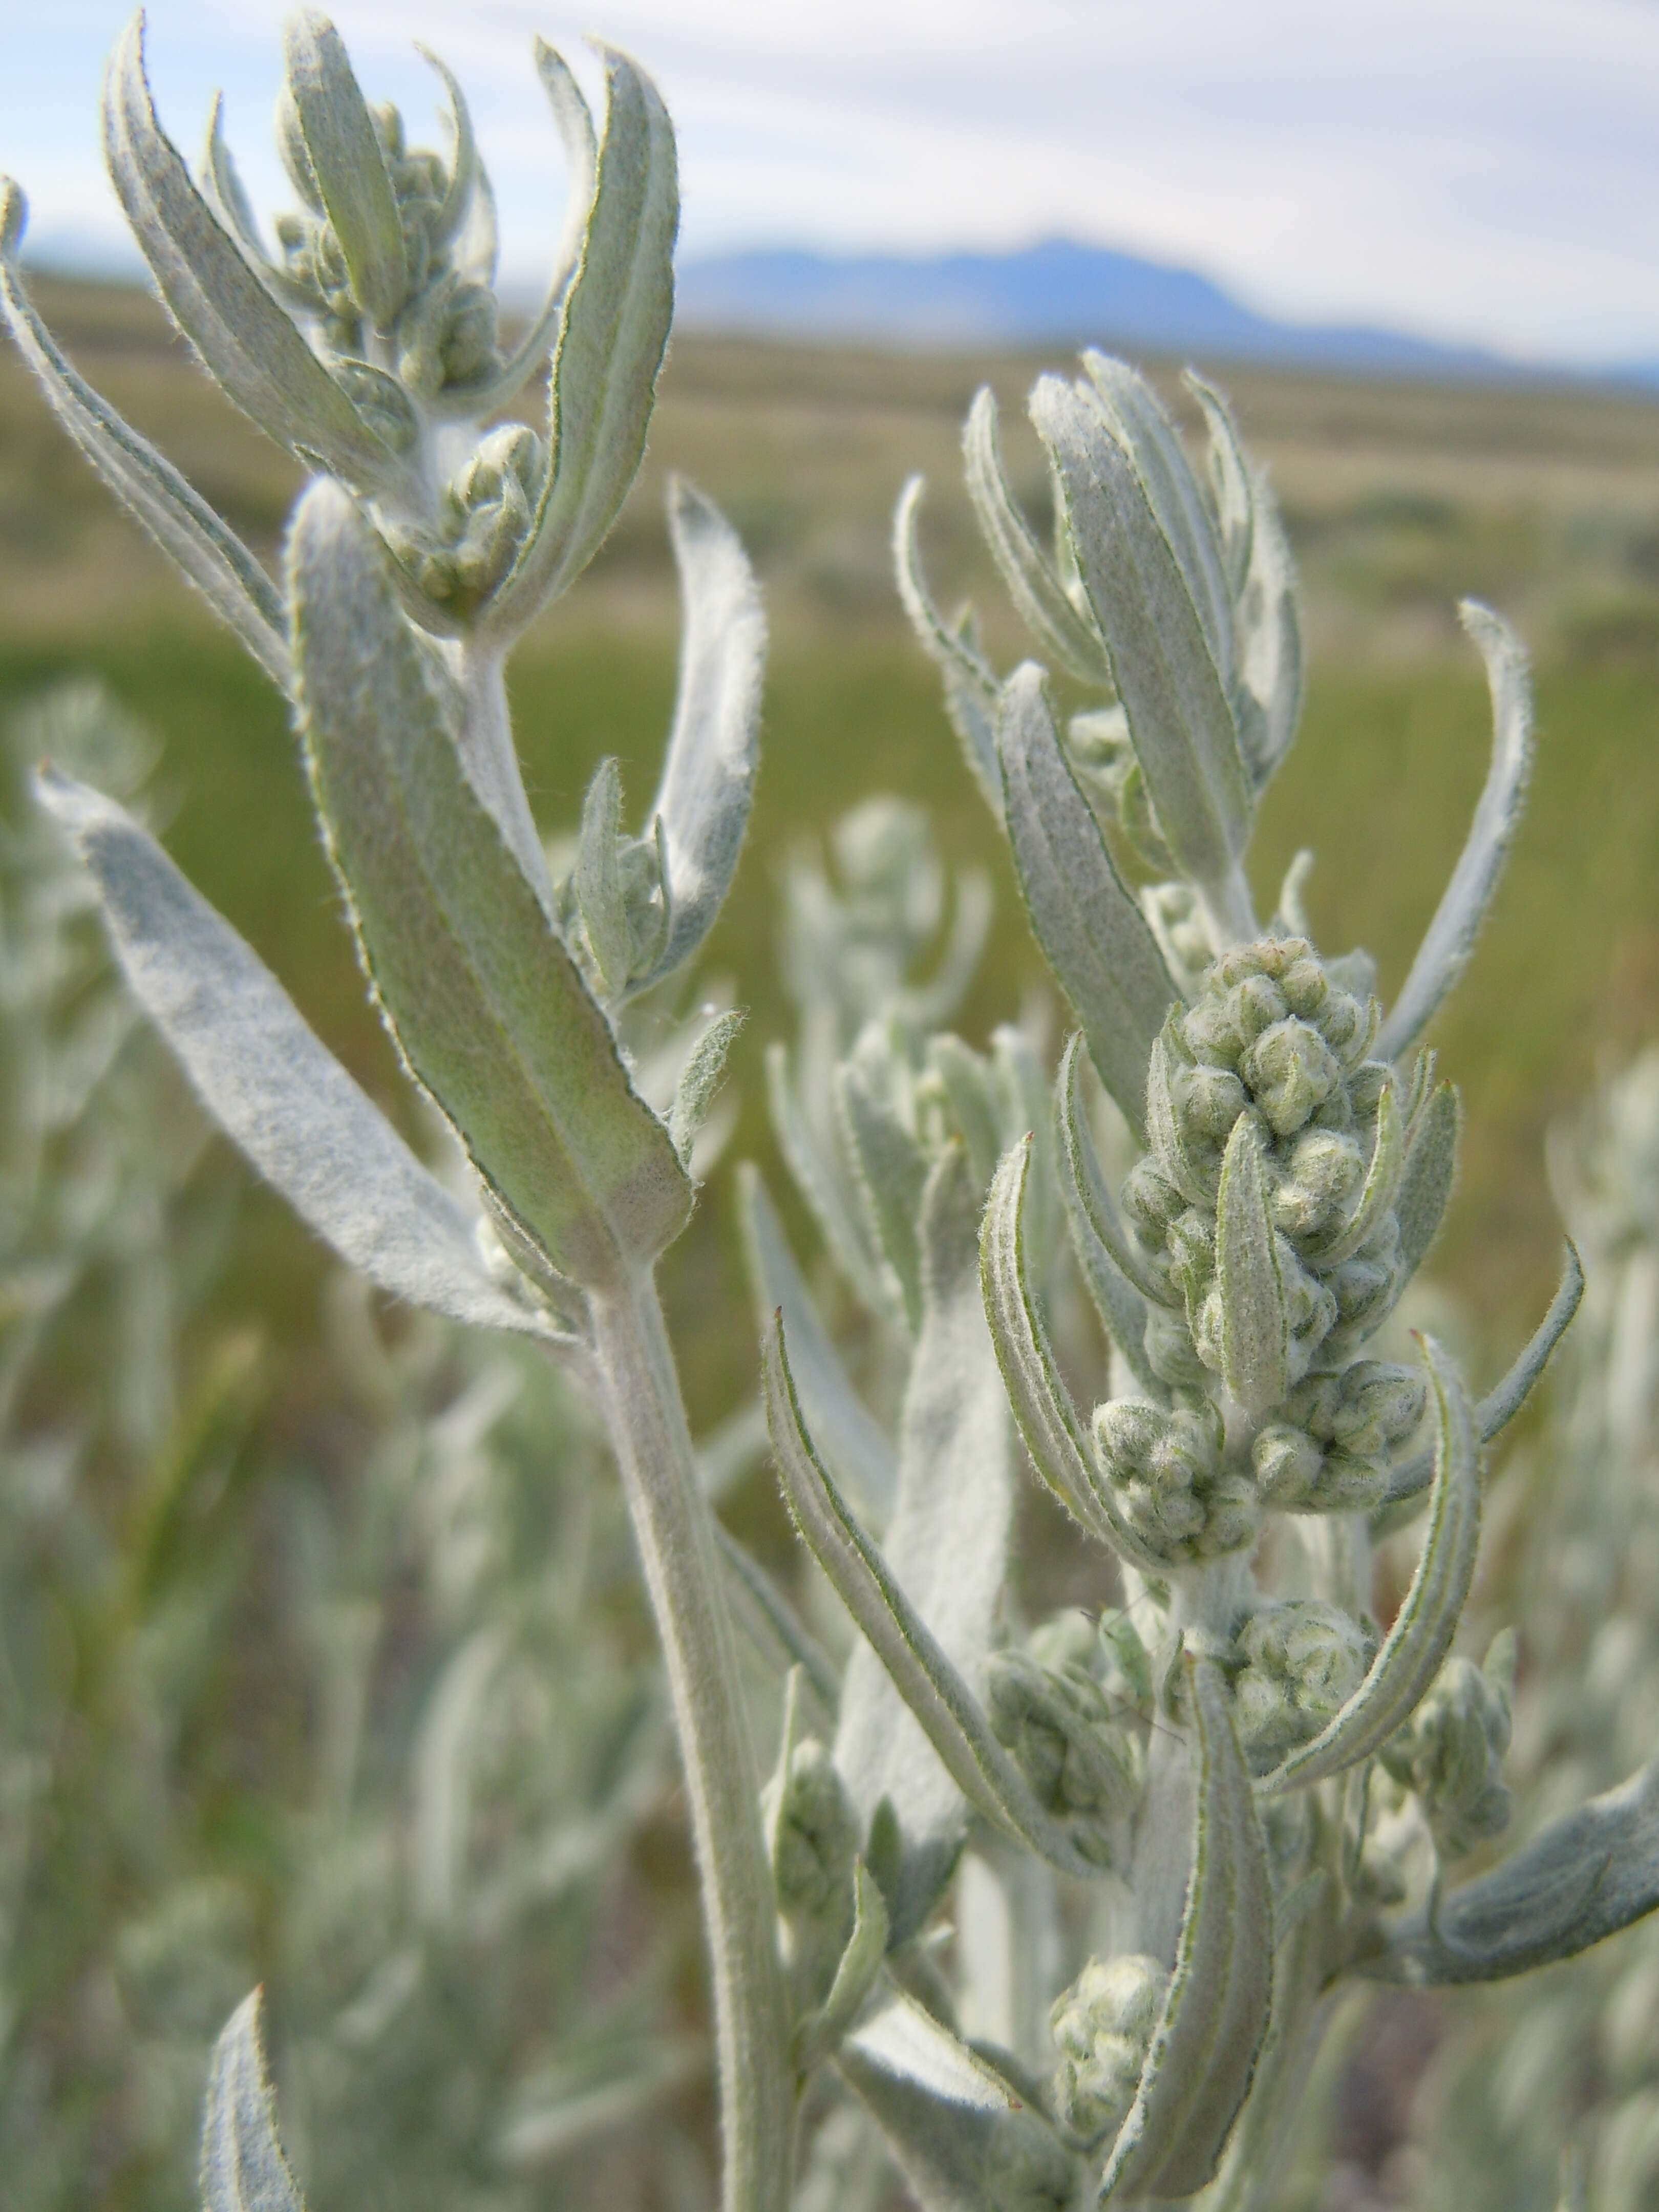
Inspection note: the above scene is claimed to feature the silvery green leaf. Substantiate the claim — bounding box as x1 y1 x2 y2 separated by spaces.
995 664 1178 1141
290 482 690 1286
1099 1654 1272 2201
737 1162 896 1514
1216 1116 1290 1419
1183 372 1253 599
981 1137 1171 1576
716 1522 841 1713
1259 1337 1479 1792
1312 1080 1403 1267
963 386 1110 683
575 756 633 993
839 1062 928 1333
1032 372 1251 889
200 1990 307 2212
412 1626 502 1925
1377 603 1534 1060
1377 1244 1582 1515
840 1984 1076 2212
1055 1047 1163 1401
415 45 479 249
644 476 765 980
483 46 676 638
765 1043 890 1317
893 476 1003 820
763 1310 1104 1880
0 185 288 690
669 1008 745 1167
34 770 558 1343
836 1147 1018 1935
1056 1034 1170 1314
102 17 407 497
431 38 594 419
1394 1079 1461 1282
283 11 406 329
1365 1751 1659 1985
200 96 314 314
928 1034 1004 1190
796 1861 890 2070
1080 353 1233 678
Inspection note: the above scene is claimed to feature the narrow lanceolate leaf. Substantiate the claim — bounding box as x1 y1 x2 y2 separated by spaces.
34 772 557 1343
1364 1752 1659 1986
283 12 407 329
1183 372 1253 597
836 1147 1017 1937
1055 1046 1164 1399
1394 1080 1461 1282
1377 604 1534 1060
0 185 288 690
1260 1338 1480 1792
995 664 1179 1140
796 1861 890 2069
1056 1034 1171 1309
838 1064 929 1333
1313 1082 1403 1267
1377 1244 1583 1512
716 1523 841 1713
764 1043 890 1317
574 756 631 992
893 476 1003 819
841 1984 1076 2212
645 478 765 979
200 1991 307 2212
981 1138 1172 1576
738 1163 896 1513
102 18 406 497
484 46 676 637
291 483 690 1286
1100 1655 1272 2202
668 1008 745 1166
763 1312 1103 1880
963 386 1109 683
1034 373 1251 886
1216 1116 1289 1419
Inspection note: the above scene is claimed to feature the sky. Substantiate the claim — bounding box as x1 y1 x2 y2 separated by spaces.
3 0 1658 370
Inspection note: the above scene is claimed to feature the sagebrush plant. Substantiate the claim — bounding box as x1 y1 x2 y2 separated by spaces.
6 12 1659 2211
0 684 700 2212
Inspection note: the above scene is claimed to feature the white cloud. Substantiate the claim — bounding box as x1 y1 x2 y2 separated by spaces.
4 0 1657 364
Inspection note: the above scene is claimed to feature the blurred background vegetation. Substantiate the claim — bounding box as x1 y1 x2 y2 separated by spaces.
4 274 1659 2207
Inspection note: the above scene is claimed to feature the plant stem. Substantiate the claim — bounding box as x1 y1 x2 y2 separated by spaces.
586 1268 794 2212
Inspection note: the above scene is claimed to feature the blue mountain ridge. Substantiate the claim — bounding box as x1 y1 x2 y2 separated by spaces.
677 236 1651 387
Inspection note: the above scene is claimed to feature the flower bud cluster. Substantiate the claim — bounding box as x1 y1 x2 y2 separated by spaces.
985 1640 1143 1866
1092 1397 1260 1565
1380 1635 1517 1859
765 1734 860 2002
1230 1601 1377 1774
1252 1361 1426 1513
383 426 547 613
1048 1952 1168 2142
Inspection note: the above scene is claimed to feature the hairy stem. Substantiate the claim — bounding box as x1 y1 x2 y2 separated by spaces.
586 1270 794 2212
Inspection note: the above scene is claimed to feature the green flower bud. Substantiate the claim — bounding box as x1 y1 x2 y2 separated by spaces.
1049 1953 1168 2143
1093 1397 1259 1563
1381 1636 1516 1858
1240 1017 1343 1139
1230 1601 1376 1772
985 1645 1142 1866
765 1736 859 2001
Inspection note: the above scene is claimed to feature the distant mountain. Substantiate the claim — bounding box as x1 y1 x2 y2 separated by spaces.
676 237 1515 379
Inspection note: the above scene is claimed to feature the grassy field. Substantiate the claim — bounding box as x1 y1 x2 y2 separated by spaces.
5 274 1659 1426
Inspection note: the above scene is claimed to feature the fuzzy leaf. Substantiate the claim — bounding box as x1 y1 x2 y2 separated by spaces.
0 185 289 689
1056 1033 1171 1312
574 756 632 992
484 46 676 636
1055 1089 1161 1401
836 1147 1018 1936
963 386 1109 683
646 477 764 979
894 476 1003 819
102 17 406 496
291 482 690 1287
841 1985 1074 2212
1378 604 1534 1060
200 1991 307 2212
796 1861 890 2070
981 1137 1172 1575
1216 1116 1289 1418
1259 1337 1479 1792
995 664 1178 1139
1395 1081 1461 1282
1314 1081 1403 1267
716 1523 841 1712
738 1162 896 1513
839 1064 929 1332
283 12 406 329
1366 1752 1659 1985
763 1310 1102 1880
764 1042 889 1317
35 771 557 1343
1033 371 1250 885
1100 1654 1272 2200
669 1009 745 1166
